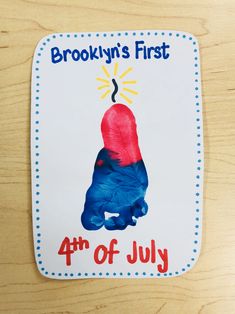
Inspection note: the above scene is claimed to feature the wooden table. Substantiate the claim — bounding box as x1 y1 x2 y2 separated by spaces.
1 1 235 313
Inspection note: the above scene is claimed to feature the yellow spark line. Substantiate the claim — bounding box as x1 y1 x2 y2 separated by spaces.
101 89 111 99
96 77 109 83
119 67 133 79
98 84 110 90
114 62 118 76
120 93 132 104
102 66 110 78
122 80 137 85
123 87 138 95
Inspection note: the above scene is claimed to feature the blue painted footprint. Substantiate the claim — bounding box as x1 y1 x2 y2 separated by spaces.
81 104 148 230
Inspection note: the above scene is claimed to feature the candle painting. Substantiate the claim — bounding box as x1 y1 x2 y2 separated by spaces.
81 64 149 230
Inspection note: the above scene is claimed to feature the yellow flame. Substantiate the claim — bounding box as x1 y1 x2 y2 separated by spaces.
120 93 132 104
96 77 109 83
114 62 118 76
101 89 111 99
123 87 138 95
102 66 110 78
97 65 137 104
119 67 133 79
122 80 137 85
98 84 110 90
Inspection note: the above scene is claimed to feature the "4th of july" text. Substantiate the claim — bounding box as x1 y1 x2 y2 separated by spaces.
58 237 168 273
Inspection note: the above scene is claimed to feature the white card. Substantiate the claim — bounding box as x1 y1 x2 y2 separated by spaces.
31 30 203 279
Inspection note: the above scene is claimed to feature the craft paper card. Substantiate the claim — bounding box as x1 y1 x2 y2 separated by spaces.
31 30 203 279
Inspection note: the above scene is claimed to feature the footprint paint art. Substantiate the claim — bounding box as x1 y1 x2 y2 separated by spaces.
32 31 203 279
81 66 149 231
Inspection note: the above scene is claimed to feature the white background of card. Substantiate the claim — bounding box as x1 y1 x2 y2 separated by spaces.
31 31 203 278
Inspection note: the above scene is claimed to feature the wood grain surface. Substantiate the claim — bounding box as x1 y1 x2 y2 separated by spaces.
0 0 235 313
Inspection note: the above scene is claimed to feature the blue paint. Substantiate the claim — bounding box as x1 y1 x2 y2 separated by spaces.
81 148 148 230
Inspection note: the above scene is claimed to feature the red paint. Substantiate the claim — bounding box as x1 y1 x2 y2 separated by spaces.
96 159 104 166
150 240 156 263
101 104 142 166
57 236 168 272
94 244 107 264
126 240 168 272
127 241 152 264
139 246 150 263
94 239 120 264
157 249 168 273
58 237 73 266
58 236 89 266
126 241 137 264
